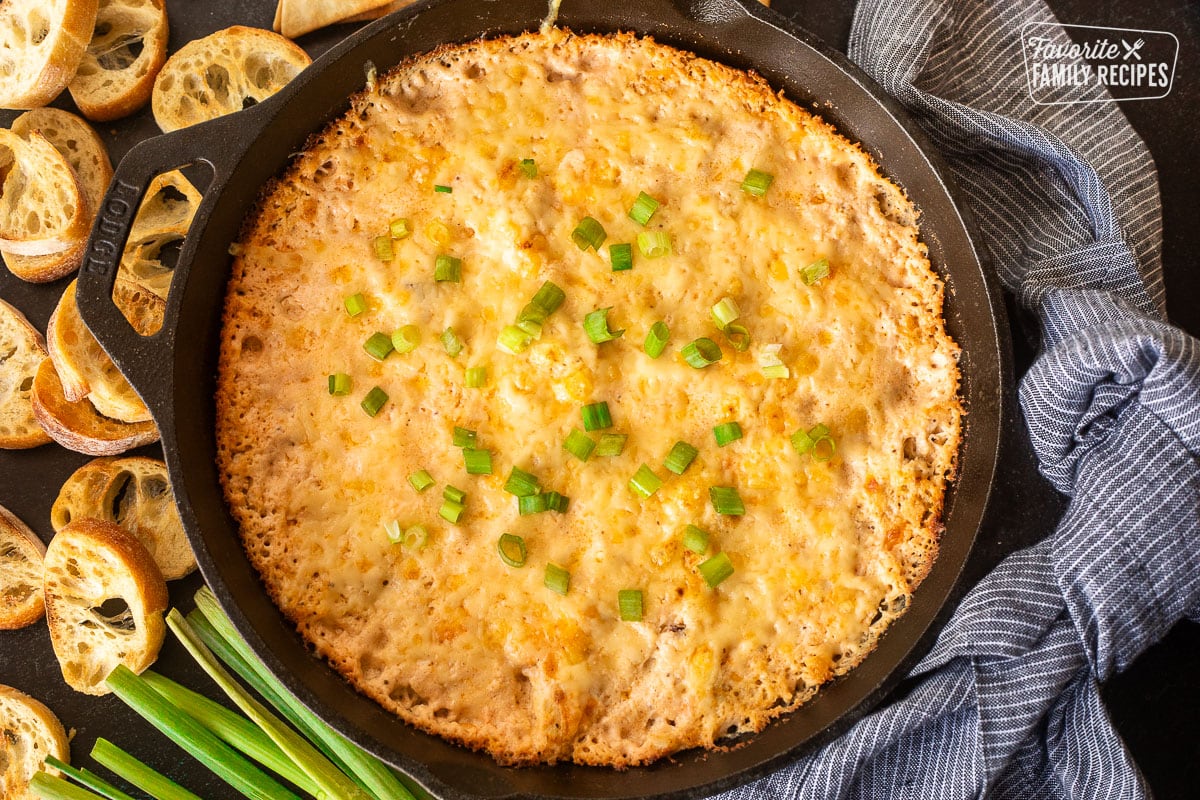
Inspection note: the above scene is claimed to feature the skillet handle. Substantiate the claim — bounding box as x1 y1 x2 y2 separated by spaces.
75 114 246 417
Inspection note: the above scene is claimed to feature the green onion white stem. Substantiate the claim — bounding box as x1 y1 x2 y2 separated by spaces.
91 739 205 800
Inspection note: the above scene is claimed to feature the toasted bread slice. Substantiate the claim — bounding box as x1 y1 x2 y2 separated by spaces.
113 170 202 312
0 296 51 449
111 276 165 335
0 129 89 259
0 0 99 109
32 358 158 455
130 169 201 237
0 504 46 630
2 108 113 282
51 456 193 580
151 26 310 133
0 684 69 799
274 0 402 39
117 227 180 305
43 518 168 695
45 280 153 423
68 0 169 122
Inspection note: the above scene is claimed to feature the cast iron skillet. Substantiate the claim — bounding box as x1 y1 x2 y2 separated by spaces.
75 0 1006 796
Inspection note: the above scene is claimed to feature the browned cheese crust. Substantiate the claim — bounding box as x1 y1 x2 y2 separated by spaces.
216 30 962 767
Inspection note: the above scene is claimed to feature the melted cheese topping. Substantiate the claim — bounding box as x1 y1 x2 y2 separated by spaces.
217 30 961 766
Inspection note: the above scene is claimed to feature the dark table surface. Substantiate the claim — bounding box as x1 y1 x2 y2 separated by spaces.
1 0 1197 797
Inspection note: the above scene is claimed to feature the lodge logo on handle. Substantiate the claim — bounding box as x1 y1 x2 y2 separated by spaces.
1021 23 1177 105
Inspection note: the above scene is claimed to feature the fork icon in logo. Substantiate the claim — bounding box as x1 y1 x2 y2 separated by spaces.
1122 38 1145 60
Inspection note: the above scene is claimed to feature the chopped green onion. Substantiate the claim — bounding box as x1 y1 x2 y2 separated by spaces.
441 326 464 357
682 337 723 368
759 343 789 379
498 534 527 567
636 230 671 258
452 426 476 448
713 421 743 447
583 307 624 344
518 158 537 178
698 552 735 588
439 499 465 523
741 168 774 197
663 441 699 475
497 324 533 354
544 563 570 595
581 401 613 432
465 365 487 388
443 485 466 504
563 429 596 461
544 491 569 513
434 184 453 193
516 317 543 339
711 296 741 330
595 433 627 456
434 254 462 282
801 257 830 285
373 235 394 262
629 464 663 499
105 665 305 800
617 589 644 621
644 321 670 358
463 448 493 474
389 217 411 239
792 424 835 461
42 755 140 800
518 494 547 515
363 331 394 360
328 373 351 396
384 519 403 544
343 293 366 317
90 739 206 800
403 525 429 550
408 469 435 492
683 524 710 554
628 192 660 226
609 242 634 272
361 386 388 417
504 466 541 497
391 324 420 353
709 485 745 515
723 323 751 351
571 216 607 251
530 281 566 315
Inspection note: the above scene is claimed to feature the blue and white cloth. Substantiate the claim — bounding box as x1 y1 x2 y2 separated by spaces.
722 0 1200 797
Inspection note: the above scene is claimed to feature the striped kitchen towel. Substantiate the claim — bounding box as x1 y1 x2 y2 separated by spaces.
719 0 1200 797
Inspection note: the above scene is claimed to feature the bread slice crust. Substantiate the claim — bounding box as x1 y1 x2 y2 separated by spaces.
151 25 311 132
43 518 168 695
2 108 113 282
51 456 193 580
68 0 170 122
0 684 70 799
0 296 52 449
0 504 47 630
0 0 99 109
32 357 159 455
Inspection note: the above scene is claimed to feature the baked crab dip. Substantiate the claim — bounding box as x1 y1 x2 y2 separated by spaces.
216 29 962 767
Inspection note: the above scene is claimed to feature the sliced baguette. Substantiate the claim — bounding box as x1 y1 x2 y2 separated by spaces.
68 0 169 122
117 226 181 304
0 0 99 109
32 357 159 455
43 518 168 695
51 456 193 580
129 169 201 237
0 129 89 258
0 296 51 449
0 504 46 630
2 108 113 282
0 684 69 799
45 279 153 423
151 26 311 133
